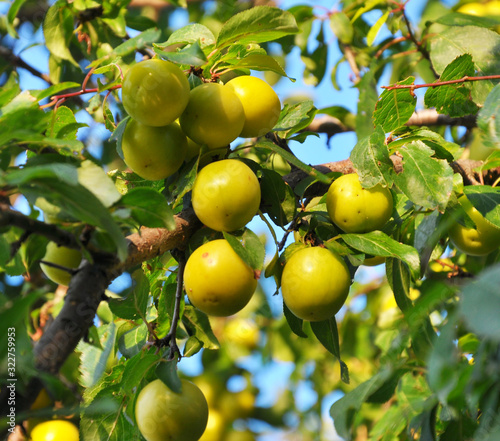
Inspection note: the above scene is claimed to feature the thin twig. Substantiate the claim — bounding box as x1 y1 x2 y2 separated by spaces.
382 75 500 91
0 46 52 84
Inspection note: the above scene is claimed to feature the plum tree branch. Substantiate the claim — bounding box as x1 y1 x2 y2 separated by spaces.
0 46 52 85
307 109 477 138
382 75 500 91
0 204 80 250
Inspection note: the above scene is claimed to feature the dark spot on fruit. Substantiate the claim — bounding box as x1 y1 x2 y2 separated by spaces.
202 252 209 258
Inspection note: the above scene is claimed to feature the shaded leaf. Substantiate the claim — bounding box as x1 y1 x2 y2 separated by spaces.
156 360 182 393
223 228 266 271
182 305 219 350
121 188 175 229
311 317 349 384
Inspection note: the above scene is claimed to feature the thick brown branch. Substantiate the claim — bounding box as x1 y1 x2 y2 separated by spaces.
0 204 80 249
308 109 477 138
284 157 500 197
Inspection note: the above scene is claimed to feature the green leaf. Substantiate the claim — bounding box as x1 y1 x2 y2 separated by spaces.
259 168 297 228
424 54 478 117
385 257 413 312
367 10 390 46
429 26 500 103
392 141 454 212
161 23 216 48
43 3 79 68
374 77 416 132
330 11 353 44
49 106 87 141
302 26 328 86
437 12 500 28
89 28 162 68
216 6 298 49
121 188 176 230
342 231 420 280
118 323 148 359
6 0 27 37
154 41 207 66
78 160 121 208
223 54 288 77
274 100 317 137
121 353 160 394
165 155 199 209
311 318 349 384
182 305 219 350
183 336 203 357
283 301 307 338
477 83 500 149
78 322 116 388
330 366 395 439
110 116 130 159
3 163 78 186
356 66 378 139
223 228 266 271
156 360 182 393
109 273 149 320
350 126 393 188
463 185 500 229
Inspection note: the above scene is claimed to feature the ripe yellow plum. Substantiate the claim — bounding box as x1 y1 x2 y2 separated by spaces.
281 247 351 321
326 173 393 233
225 76 281 138
191 159 261 232
184 239 257 317
179 83 245 149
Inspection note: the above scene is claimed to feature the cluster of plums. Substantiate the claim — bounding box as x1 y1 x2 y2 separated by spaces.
37 58 500 441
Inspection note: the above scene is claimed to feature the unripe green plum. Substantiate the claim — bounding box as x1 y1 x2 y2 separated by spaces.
449 195 500 256
179 83 245 149
184 239 257 317
135 379 208 441
40 242 82 286
191 159 261 232
121 119 187 181
326 173 393 233
225 76 281 138
281 247 351 321
122 58 190 127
